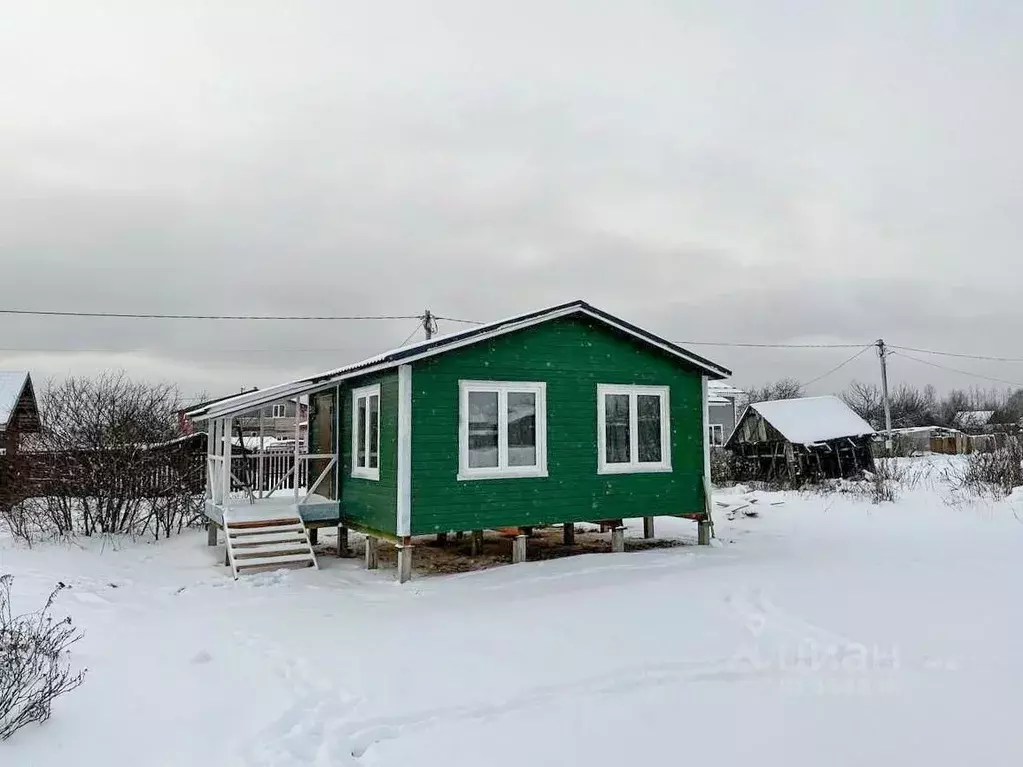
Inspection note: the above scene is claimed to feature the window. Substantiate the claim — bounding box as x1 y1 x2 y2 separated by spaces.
352 384 381 480
271 404 287 419
597 384 671 474
459 381 547 480
709 424 724 447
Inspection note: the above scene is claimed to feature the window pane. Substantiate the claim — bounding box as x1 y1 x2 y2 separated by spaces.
368 394 380 468
637 394 663 462
507 392 537 467
468 391 499 468
605 393 631 463
356 397 367 468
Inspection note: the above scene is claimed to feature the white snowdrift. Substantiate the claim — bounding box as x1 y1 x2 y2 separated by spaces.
3 455 1023 766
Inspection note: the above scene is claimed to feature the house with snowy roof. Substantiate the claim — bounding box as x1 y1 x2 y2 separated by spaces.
0 371 40 455
707 381 744 447
187 300 732 580
725 395 875 481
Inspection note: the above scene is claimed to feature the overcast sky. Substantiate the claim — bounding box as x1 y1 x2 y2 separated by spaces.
2 0 1022 400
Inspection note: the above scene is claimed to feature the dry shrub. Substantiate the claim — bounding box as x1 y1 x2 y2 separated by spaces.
951 439 1023 498
0 576 86 741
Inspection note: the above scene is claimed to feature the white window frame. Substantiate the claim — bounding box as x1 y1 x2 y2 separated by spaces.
458 380 548 481
351 384 381 481
597 384 672 474
709 423 724 447
271 403 287 419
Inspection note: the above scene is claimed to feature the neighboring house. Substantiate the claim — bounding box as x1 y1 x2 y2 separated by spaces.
181 389 307 444
0 371 41 455
888 426 961 455
707 381 744 447
236 400 309 443
953 410 995 432
726 395 875 480
188 300 732 579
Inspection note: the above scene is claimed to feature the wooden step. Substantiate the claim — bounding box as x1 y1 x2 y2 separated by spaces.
225 517 303 530
233 543 312 559
227 523 305 537
234 553 317 570
231 533 309 548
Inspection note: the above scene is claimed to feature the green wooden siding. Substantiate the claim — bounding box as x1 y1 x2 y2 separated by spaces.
409 316 705 535
339 371 399 536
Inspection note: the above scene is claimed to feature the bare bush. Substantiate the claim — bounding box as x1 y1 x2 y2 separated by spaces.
862 458 915 504
0 576 86 741
950 439 1023 498
1 373 204 541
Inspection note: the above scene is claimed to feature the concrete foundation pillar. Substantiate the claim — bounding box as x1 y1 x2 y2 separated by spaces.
471 530 484 556
207 522 218 546
643 517 655 539
397 545 413 584
308 527 318 545
338 525 349 557
365 536 379 569
611 526 625 553
512 534 527 564
697 520 712 546
437 532 448 545
563 523 575 545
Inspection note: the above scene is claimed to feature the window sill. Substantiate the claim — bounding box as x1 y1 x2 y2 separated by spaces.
598 464 673 476
457 469 549 482
351 470 380 481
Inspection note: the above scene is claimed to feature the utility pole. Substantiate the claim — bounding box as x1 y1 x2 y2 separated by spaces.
877 338 893 452
422 309 436 340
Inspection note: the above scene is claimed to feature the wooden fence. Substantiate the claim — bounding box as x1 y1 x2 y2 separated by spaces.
0 434 315 504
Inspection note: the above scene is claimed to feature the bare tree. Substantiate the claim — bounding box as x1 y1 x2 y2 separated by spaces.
743 378 804 406
841 381 883 427
3 373 204 540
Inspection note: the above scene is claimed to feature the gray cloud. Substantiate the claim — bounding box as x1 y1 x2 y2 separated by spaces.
2 0 1022 399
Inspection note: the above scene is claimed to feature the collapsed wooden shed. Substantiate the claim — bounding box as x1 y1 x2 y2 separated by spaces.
725 396 876 481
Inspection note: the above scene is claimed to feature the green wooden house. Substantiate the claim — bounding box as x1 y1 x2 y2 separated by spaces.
191 301 731 579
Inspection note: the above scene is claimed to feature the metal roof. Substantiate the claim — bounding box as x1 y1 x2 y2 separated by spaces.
726 395 875 446
189 300 732 421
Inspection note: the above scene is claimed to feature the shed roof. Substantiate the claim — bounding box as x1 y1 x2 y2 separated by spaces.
188 300 732 421
731 395 875 445
0 371 38 431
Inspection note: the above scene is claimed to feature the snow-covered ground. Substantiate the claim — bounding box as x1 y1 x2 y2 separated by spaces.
5 455 1023 766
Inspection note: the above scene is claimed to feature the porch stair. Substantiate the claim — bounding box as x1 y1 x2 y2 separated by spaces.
223 508 318 578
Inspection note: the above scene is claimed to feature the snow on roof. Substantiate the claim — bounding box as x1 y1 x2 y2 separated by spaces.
745 395 875 444
189 300 732 421
708 381 744 397
0 371 30 427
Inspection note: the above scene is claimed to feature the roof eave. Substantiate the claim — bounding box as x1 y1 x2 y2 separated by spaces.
193 300 731 420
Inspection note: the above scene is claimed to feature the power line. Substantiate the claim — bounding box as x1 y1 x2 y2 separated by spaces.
889 344 1023 364
397 321 426 348
800 345 875 388
0 308 422 321
675 340 870 349
433 315 486 326
890 351 1023 388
